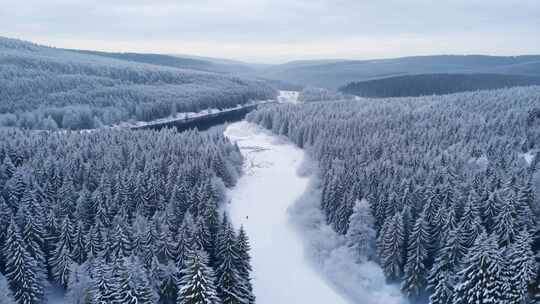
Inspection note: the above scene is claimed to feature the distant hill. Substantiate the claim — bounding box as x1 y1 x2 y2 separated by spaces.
70 49 264 75
340 73 540 97
0 37 275 130
258 55 540 89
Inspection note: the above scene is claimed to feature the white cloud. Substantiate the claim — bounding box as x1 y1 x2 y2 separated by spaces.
1 0 539 62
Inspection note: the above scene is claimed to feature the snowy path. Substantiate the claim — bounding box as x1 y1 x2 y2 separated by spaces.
224 121 349 304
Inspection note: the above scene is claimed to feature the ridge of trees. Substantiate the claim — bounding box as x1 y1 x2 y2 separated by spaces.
340 73 540 98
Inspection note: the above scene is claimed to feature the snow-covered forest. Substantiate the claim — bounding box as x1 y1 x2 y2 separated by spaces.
0 127 255 304
0 37 276 130
247 86 540 303
340 73 540 98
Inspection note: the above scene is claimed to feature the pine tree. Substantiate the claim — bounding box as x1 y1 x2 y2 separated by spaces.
3 219 45 304
116 256 158 304
504 229 537 304
235 226 255 304
177 250 221 304
72 221 87 264
89 258 117 304
50 217 75 287
215 223 251 304
481 191 502 232
453 233 505 304
378 212 405 281
85 224 104 259
428 231 460 304
402 211 430 298
345 199 377 262
494 195 516 246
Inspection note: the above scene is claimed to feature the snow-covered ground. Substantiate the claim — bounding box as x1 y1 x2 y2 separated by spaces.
224 121 349 304
277 90 300 104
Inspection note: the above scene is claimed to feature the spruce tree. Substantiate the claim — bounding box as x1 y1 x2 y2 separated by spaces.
215 224 251 304
504 229 537 304
379 212 405 281
3 219 45 304
453 233 505 304
402 211 430 298
345 199 377 262
89 258 117 304
177 250 221 304
235 226 255 304
428 230 460 304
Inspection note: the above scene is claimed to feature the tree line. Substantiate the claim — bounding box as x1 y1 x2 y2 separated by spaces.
339 73 540 98
0 127 254 304
247 86 540 303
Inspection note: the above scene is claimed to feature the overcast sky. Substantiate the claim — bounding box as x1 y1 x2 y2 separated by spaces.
2 0 539 63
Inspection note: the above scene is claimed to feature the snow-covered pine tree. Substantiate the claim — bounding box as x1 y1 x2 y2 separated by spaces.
493 193 517 246
503 229 537 304
453 233 505 304
235 226 255 304
115 256 158 304
378 212 405 281
50 217 75 287
89 258 117 304
177 250 221 304
71 221 87 265
481 191 503 232
427 230 461 304
402 211 430 298
3 219 45 304
346 198 377 262
215 223 251 304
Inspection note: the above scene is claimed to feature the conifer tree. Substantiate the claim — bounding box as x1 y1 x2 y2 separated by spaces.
177 250 221 304
379 212 405 281
504 229 537 304
235 226 255 304
346 199 377 262
89 258 117 304
215 223 251 304
3 219 45 304
453 233 505 304
402 211 430 298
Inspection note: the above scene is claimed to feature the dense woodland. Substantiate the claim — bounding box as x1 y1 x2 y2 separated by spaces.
297 87 353 103
0 37 276 130
340 73 540 98
0 127 255 304
248 86 540 303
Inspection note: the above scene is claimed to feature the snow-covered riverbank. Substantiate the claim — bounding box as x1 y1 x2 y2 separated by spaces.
224 121 407 304
224 121 349 304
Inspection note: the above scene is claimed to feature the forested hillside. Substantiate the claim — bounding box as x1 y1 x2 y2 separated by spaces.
0 127 255 304
70 50 258 75
247 86 540 303
259 55 540 89
0 37 276 130
340 73 540 97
